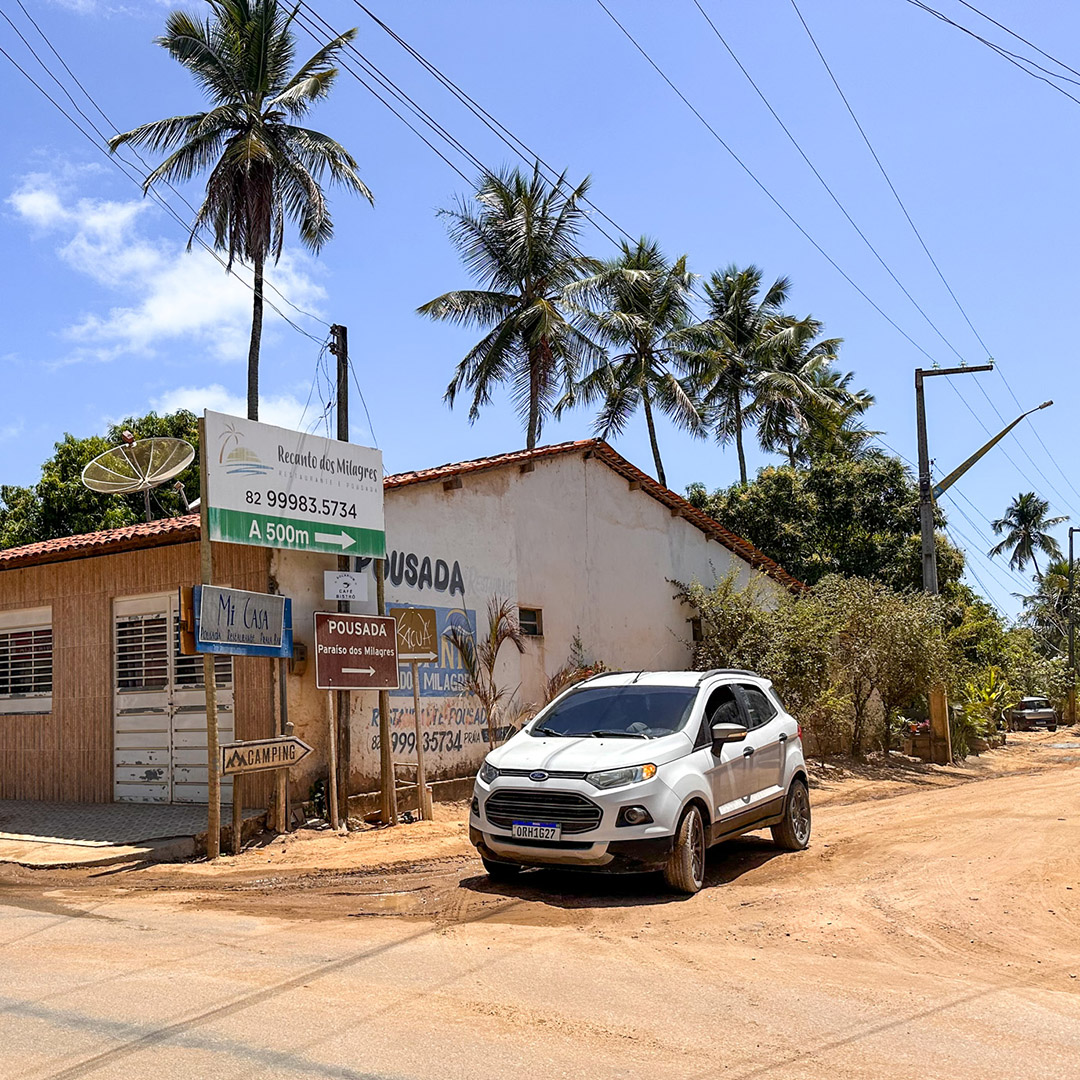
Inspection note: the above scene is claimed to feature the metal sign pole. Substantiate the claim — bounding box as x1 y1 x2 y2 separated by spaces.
375 562 397 826
198 418 221 860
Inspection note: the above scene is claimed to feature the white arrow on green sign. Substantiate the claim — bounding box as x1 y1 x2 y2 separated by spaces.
204 410 385 558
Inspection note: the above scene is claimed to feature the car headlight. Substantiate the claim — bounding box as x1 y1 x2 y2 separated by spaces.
584 763 657 789
478 760 500 784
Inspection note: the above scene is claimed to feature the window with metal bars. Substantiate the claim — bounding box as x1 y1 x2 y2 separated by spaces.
0 621 53 710
114 614 232 691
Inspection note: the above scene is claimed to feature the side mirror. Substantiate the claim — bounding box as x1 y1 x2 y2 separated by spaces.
711 722 747 751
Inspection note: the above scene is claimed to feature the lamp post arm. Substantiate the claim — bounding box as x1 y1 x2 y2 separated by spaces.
932 401 1052 500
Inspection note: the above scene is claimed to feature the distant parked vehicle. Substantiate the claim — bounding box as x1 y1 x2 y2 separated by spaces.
1003 696 1059 732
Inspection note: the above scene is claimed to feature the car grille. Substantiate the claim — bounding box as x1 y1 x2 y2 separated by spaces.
485 790 602 834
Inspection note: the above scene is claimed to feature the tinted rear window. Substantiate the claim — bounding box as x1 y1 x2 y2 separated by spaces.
531 685 698 739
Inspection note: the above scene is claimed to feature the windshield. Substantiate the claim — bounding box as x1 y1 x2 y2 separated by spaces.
530 685 698 739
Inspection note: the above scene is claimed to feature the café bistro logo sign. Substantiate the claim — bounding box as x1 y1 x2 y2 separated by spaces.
217 419 380 483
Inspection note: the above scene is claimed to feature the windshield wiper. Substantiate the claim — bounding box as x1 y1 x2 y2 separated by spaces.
532 725 564 738
589 729 649 739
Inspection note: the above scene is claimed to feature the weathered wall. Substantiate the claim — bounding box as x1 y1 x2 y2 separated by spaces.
0 540 274 804
276 451 784 798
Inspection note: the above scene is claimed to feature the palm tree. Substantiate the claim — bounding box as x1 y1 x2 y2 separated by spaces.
989 492 1067 578
444 596 527 749
689 265 791 485
751 316 843 467
109 1 372 421
793 368 877 462
419 164 602 449
562 238 704 487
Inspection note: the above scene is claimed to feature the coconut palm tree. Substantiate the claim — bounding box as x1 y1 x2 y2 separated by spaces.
109 0 372 421
562 238 704 487
989 492 1067 578
419 164 602 449
689 265 791 486
793 368 877 462
751 316 843 468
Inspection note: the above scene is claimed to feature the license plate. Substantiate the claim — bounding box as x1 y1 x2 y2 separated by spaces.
512 820 561 841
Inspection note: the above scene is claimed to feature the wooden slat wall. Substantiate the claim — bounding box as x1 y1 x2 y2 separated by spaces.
0 539 274 806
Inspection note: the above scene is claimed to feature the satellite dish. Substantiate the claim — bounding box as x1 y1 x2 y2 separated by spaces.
81 437 195 521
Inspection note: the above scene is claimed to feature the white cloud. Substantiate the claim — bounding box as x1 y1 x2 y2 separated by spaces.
7 171 326 366
0 421 23 442
151 385 313 433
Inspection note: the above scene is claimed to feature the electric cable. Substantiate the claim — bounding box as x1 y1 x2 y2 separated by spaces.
0 37 327 347
692 0 969 367
953 0 1080 81
786 0 1079 515
903 0 1080 108
2 2 330 333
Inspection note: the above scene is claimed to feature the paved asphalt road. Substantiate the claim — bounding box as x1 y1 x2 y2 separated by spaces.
3 747 1080 1079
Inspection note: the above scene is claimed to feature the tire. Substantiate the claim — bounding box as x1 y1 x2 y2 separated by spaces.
663 805 706 895
482 857 523 881
771 779 812 852
1048 725 1058 732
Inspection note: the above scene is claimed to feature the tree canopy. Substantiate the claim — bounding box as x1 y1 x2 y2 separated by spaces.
686 452 964 590
0 411 199 549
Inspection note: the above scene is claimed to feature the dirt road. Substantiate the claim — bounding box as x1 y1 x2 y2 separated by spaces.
3 734 1079 1079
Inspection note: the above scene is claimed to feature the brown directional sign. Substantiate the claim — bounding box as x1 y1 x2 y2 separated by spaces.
389 606 439 663
314 612 399 690
220 737 313 775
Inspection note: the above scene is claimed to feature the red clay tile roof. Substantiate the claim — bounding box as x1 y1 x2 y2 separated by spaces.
0 440 802 590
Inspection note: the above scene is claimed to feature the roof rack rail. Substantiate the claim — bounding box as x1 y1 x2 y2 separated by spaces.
695 668 759 685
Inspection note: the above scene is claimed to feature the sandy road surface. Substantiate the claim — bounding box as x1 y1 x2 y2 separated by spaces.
2 734 1080 1079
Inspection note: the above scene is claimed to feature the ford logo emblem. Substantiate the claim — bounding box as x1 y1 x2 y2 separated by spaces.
529 770 549 782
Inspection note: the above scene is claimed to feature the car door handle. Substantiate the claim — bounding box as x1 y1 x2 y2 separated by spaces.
743 746 755 757
778 733 788 743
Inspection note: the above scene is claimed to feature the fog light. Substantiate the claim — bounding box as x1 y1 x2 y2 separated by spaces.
471 796 479 817
616 805 653 827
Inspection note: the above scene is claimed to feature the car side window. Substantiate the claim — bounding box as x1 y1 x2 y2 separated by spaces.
696 685 742 748
738 685 777 729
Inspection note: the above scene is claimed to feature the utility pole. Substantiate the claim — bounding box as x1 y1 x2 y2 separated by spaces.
915 364 994 595
915 363 993 765
1069 528 1079 725
330 324 351 827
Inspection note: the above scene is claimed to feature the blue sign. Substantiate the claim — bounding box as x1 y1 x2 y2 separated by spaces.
194 585 293 658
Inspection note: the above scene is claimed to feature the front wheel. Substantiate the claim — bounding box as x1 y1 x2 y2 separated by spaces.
663 805 706 894
771 779 811 851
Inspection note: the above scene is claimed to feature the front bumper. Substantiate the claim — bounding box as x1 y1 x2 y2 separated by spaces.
471 825 674 873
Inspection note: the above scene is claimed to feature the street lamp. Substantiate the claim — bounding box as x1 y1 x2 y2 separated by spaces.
916 362 1052 595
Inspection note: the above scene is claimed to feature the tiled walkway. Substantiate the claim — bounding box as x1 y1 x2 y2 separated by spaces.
0 800 251 847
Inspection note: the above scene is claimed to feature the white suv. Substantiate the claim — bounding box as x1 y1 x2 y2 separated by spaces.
469 669 810 894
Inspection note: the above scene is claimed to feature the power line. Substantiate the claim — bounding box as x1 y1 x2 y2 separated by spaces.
787 0 1079 518
0 27 327 347
903 0 1080 108
3 1 330 334
692 0 970 367
593 0 955 366
952 0 1080 81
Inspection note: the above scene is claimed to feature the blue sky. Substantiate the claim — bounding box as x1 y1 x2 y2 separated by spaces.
2 0 1078 615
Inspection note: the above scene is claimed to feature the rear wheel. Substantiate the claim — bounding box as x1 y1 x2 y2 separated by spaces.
663 805 706 894
771 779 811 851
482 857 523 881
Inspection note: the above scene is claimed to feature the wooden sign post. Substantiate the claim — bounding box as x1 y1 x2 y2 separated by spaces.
389 607 438 821
197 418 221 860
